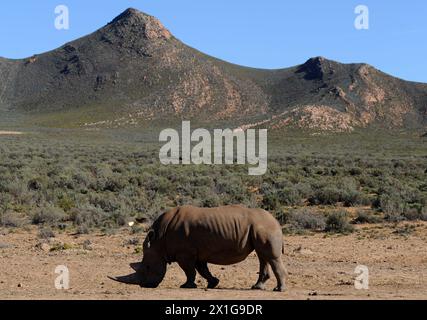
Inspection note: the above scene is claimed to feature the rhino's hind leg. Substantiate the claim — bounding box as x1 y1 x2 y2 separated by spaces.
269 257 286 292
251 258 271 290
196 262 220 289
177 257 198 289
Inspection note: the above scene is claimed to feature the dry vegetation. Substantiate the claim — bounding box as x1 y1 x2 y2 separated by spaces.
0 128 426 299
1 129 426 235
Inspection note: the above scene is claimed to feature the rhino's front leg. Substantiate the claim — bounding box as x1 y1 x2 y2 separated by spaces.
177 257 197 289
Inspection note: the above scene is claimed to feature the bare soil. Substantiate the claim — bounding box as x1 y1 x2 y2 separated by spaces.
1 222 426 300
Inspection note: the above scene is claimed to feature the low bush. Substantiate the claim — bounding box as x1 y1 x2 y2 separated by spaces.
0 211 28 228
262 191 280 212
422 207 427 221
325 210 354 234
277 187 304 206
38 227 55 239
288 208 326 231
69 205 107 233
32 204 67 225
309 186 341 205
403 208 422 221
353 210 383 224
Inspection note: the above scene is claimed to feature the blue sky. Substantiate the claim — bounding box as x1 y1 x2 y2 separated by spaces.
0 0 426 82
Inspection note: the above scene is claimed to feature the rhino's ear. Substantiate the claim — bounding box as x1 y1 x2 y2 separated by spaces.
146 229 156 248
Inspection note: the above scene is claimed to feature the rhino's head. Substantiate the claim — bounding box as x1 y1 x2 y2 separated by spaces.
109 229 167 288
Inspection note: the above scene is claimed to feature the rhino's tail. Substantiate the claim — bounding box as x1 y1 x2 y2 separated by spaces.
282 240 285 254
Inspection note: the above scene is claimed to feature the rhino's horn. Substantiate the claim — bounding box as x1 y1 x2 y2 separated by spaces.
129 262 142 272
108 272 142 285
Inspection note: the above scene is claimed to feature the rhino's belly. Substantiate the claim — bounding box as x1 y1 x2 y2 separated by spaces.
197 242 254 266
166 221 254 265
205 250 253 265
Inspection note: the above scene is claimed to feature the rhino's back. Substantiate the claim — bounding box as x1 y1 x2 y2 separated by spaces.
162 205 280 265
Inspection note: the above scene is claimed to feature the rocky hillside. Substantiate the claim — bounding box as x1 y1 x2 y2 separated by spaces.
0 8 426 131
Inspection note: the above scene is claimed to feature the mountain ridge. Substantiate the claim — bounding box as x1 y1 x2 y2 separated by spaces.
0 8 426 131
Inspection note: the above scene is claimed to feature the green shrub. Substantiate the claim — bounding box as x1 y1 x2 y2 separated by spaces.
69 205 107 232
0 211 28 228
38 227 55 239
325 210 354 234
130 224 145 234
274 210 291 225
421 207 427 221
294 183 313 199
309 186 341 205
353 210 382 224
288 208 326 231
384 212 405 222
32 205 67 225
278 187 303 206
57 194 75 212
403 208 422 221
341 189 365 207
50 242 73 251
202 194 222 208
262 192 280 211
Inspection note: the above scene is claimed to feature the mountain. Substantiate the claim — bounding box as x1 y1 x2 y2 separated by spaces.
0 8 426 131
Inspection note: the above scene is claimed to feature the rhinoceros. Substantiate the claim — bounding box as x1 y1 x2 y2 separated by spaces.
109 205 286 291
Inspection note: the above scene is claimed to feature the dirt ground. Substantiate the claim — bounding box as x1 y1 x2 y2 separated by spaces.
1 222 426 300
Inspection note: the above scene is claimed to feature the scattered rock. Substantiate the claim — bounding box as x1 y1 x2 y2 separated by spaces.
124 238 140 246
37 240 74 252
82 240 93 251
17 283 23 288
35 242 51 252
336 280 353 286
0 243 13 249
294 245 313 255
308 291 318 296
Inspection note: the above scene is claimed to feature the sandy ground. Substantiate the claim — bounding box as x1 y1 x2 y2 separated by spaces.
1 222 426 300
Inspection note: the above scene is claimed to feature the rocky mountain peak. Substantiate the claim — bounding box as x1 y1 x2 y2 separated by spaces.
296 56 337 80
110 8 149 24
108 8 171 40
